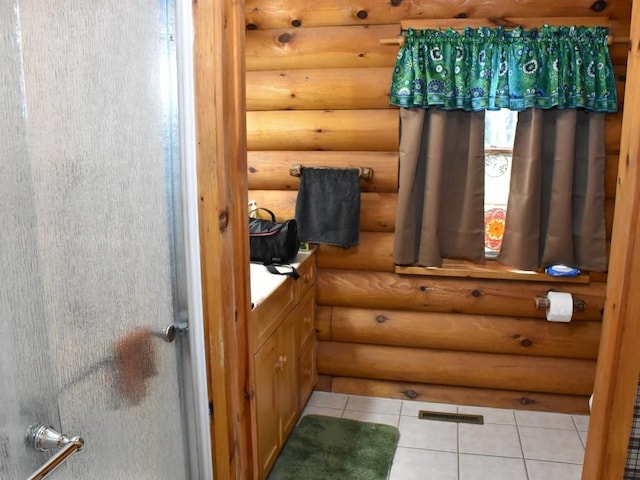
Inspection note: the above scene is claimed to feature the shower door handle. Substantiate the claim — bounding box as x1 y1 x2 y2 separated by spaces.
26 424 85 480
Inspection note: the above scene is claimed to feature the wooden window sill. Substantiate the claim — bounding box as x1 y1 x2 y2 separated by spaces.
395 259 602 283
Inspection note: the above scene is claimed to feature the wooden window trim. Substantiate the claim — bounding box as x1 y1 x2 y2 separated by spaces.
395 259 606 283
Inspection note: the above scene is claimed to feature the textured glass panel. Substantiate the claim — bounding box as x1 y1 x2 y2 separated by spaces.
0 2 63 478
1 1 192 478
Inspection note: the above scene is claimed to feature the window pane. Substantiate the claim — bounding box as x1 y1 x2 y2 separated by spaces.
484 110 517 257
485 109 518 149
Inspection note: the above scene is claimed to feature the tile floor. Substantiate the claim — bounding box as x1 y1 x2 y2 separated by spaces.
301 391 589 480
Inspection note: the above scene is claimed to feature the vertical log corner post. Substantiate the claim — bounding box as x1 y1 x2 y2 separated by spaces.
193 0 252 479
583 2 640 479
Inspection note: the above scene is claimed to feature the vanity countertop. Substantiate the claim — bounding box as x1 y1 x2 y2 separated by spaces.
250 251 313 310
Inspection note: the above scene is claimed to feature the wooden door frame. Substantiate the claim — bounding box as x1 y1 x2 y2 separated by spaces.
193 0 253 478
582 1 640 478
191 1 640 478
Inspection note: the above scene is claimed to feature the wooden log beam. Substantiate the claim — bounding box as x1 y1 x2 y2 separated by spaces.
246 190 396 232
317 341 596 395
317 269 606 320
247 151 398 192
246 24 400 71
316 306 601 359
247 109 398 151
246 65 623 114
316 232 395 271
246 67 394 111
246 109 619 154
246 209 612 266
244 0 631 41
318 376 590 414
244 197 612 258
246 194 603 249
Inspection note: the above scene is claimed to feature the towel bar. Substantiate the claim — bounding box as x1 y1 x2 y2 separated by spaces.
289 165 373 181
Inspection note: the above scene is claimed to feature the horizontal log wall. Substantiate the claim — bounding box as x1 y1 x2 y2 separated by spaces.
316 307 601 359
245 0 632 414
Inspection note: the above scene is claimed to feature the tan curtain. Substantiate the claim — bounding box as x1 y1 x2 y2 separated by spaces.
394 108 485 267
498 109 607 272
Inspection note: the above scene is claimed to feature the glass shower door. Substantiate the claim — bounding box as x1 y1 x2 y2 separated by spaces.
0 1 208 478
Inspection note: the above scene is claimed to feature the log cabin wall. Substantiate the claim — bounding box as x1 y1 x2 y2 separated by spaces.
244 0 632 414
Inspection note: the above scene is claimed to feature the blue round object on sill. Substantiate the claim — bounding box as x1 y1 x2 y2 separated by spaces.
545 264 580 277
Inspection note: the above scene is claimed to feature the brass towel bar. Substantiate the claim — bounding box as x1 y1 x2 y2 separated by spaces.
289 164 373 181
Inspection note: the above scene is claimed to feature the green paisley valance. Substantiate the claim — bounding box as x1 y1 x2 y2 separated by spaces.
389 25 618 112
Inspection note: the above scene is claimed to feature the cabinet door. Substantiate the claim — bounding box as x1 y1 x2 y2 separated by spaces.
298 337 316 408
297 288 316 350
253 336 280 478
296 288 317 408
277 310 299 442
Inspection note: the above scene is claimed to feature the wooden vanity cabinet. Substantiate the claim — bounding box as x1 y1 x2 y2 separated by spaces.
249 254 316 480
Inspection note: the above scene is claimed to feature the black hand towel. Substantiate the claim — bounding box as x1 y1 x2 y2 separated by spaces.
295 167 361 248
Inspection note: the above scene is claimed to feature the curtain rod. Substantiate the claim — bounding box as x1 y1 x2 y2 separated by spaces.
380 17 627 46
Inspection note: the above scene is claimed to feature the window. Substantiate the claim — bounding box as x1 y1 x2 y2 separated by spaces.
484 109 517 258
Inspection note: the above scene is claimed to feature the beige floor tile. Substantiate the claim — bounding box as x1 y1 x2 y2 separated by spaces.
401 400 458 417
526 459 583 480
398 416 458 452
458 405 516 425
572 414 590 431
389 447 458 480
519 426 585 464
459 454 528 480
342 409 400 428
300 405 343 419
459 423 523 458
578 429 588 449
514 410 577 430
345 394 403 415
305 390 349 409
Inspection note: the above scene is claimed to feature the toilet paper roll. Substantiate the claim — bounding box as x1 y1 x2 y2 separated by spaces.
546 291 574 322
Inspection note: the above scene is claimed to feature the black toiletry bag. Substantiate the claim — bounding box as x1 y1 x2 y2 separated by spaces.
248 208 299 264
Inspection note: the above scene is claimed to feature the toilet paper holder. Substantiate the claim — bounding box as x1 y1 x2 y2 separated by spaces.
534 291 586 312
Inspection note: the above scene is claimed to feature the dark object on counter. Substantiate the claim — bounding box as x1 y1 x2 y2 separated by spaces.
249 207 299 264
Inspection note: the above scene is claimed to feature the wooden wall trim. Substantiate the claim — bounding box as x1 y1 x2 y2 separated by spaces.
193 0 252 478
583 1 640 478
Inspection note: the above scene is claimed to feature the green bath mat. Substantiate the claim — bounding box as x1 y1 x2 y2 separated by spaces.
267 414 400 480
